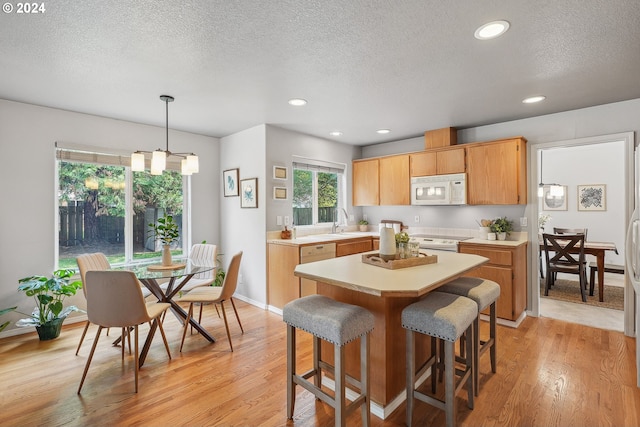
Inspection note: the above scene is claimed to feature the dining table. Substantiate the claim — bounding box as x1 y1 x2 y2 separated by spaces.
118 260 215 366
539 239 619 302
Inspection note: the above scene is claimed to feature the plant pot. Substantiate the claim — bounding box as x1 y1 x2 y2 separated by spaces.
162 244 172 266
359 225 368 232
35 317 65 341
497 232 507 241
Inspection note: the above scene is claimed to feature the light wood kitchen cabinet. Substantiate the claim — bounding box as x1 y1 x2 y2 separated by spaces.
466 137 527 205
267 243 301 310
352 158 379 206
379 154 410 205
410 147 465 177
336 237 372 257
458 242 527 321
424 127 457 149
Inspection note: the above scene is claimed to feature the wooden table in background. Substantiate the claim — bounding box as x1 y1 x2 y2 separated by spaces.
540 240 618 302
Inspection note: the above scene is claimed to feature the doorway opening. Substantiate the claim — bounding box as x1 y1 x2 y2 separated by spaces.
529 132 634 335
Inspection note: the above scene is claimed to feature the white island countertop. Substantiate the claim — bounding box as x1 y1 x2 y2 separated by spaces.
294 249 488 298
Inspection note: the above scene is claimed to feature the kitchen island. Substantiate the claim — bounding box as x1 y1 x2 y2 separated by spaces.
293 249 488 419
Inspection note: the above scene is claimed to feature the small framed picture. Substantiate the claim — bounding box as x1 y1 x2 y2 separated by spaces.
273 186 287 200
240 177 258 208
578 184 606 211
273 166 287 180
223 168 239 197
540 185 567 211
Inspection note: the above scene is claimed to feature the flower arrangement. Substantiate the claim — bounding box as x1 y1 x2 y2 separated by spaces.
149 214 180 246
538 213 552 231
395 231 410 245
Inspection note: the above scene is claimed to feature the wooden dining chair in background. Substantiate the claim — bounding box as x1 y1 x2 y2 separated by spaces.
552 227 589 286
77 270 172 394
75 253 112 355
543 233 588 302
177 251 244 352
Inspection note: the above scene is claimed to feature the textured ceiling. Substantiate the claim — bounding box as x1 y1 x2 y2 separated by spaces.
1 0 640 145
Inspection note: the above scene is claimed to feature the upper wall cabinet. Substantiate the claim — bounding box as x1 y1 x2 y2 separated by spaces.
352 158 379 206
410 147 465 177
379 154 410 205
466 137 527 205
353 155 410 206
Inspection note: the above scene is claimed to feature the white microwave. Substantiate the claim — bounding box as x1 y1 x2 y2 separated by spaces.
410 173 467 205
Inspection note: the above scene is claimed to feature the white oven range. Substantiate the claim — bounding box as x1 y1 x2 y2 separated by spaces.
411 234 472 252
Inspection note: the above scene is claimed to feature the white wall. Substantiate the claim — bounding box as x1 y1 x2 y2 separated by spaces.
265 125 362 231
0 99 219 335
220 125 267 306
540 142 626 265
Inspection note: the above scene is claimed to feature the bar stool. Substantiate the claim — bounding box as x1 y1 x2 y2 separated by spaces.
438 277 500 396
402 291 476 427
283 295 374 427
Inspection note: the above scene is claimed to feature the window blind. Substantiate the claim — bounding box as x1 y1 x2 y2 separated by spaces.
55 142 182 171
292 157 345 175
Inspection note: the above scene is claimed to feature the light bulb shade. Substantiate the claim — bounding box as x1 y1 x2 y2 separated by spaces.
151 150 166 175
131 152 145 171
186 155 199 173
550 185 564 197
181 159 192 175
538 185 544 197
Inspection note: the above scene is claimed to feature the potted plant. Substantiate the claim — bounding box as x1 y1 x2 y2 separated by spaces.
490 216 514 240
16 269 83 340
149 214 180 266
358 219 369 232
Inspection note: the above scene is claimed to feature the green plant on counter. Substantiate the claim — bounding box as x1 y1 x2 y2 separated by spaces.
395 231 410 245
490 216 514 235
358 219 369 225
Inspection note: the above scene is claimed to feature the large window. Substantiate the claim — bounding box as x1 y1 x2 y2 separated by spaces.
292 159 345 226
57 146 187 268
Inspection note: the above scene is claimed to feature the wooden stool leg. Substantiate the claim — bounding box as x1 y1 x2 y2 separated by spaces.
465 327 474 410
334 343 346 427
313 335 321 390
406 329 415 427
361 333 370 427
286 325 296 420
473 315 480 396
490 303 497 373
444 340 456 427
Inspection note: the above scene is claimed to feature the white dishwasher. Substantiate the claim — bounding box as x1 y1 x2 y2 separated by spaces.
299 243 336 297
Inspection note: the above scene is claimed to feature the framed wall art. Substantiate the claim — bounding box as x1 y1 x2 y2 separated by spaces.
273 186 287 200
223 168 239 197
273 166 287 180
540 185 567 211
578 184 606 211
240 177 258 208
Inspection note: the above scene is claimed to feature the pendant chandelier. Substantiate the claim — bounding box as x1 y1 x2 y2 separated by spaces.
538 150 564 197
131 95 199 175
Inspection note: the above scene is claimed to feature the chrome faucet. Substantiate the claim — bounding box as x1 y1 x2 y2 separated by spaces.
332 208 349 233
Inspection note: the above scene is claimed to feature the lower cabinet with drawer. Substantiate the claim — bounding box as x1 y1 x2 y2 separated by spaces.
267 242 337 310
458 242 528 321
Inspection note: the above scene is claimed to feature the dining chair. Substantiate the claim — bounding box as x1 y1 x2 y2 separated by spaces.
551 227 589 286
75 253 112 355
159 243 218 292
542 233 588 302
77 270 172 394
177 251 244 352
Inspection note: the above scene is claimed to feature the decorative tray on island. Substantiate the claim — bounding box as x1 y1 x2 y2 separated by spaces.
147 262 187 271
361 252 437 270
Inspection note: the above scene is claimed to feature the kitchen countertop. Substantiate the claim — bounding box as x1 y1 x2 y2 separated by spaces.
294 249 488 297
267 230 528 248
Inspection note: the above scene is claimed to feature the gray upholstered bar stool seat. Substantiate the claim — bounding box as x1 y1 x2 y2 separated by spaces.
402 291 477 427
283 295 374 427
438 277 500 396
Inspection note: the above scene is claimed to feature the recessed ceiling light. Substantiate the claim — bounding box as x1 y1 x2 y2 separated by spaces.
329 131 343 137
288 98 307 106
474 20 510 40
376 129 391 134
522 95 546 104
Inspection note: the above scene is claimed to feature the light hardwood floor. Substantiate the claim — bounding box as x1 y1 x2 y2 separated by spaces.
1 299 639 426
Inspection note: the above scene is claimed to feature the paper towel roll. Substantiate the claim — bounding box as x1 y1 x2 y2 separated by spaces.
379 227 396 261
